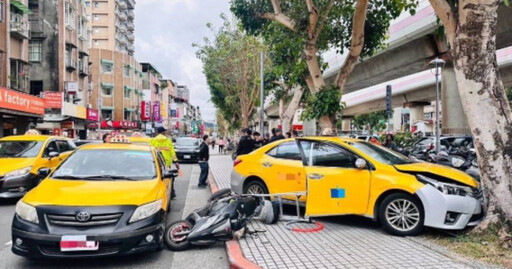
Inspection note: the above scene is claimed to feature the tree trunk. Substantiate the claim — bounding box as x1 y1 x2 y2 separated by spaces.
279 98 285 127
304 44 325 93
443 0 512 224
281 87 305 133
241 115 249 129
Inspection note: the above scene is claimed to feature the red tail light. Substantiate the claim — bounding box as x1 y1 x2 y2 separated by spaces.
233 159 243 167
429 143 435 150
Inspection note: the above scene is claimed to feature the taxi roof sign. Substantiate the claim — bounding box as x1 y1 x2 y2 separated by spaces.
110 135 131 144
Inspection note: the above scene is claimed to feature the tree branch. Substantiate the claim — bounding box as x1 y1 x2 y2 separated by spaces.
257 0 296 31
335 0 368 92
306 0 319 40
429 0 457 46
313 0 335 43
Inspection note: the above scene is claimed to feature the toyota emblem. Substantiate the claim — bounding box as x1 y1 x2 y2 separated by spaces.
76 212 91 222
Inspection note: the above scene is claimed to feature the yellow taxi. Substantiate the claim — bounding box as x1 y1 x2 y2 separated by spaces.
231 137 483 236
11 137 177 258
129 136 151 146
0 135 76 198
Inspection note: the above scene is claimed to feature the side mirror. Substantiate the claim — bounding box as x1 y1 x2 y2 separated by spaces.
163 169 179 179
48 151 60 159
38 168 51 178
355 158 367 170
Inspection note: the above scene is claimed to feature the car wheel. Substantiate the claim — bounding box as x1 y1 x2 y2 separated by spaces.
165 220 192 251
379 193 424 236
243 180 268 195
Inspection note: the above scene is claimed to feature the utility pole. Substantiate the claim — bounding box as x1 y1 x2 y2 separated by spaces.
429 58 445 154
260 51 265 134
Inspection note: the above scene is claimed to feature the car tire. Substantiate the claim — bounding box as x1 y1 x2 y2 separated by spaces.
165 220 192 251
379 193 424 236
243 180 268 196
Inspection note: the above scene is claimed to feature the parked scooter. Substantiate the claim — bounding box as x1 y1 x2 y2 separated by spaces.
164 189 279 251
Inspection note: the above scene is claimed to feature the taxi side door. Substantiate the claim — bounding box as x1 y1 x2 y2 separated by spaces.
259 141 306 201
157 151 172 209
300 140 372 217
55 139 76 160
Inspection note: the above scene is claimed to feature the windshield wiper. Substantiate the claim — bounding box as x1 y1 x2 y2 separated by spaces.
52 175 89 180
53 175 139 180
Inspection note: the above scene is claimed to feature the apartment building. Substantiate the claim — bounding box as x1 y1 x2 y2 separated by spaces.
89 48 143 132
0 0 46 137
140 62 161 135
86 0 135 56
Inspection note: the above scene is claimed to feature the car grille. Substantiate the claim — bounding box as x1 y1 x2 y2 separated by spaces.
46 213 123 227
39 242 123 256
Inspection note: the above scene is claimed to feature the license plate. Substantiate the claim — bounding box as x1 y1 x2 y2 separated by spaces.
60 235 99 252
184 155 191 159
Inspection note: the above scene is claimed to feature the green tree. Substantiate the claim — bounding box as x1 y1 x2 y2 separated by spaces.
231 0 417 133
195 17 270 128
353 110 389 134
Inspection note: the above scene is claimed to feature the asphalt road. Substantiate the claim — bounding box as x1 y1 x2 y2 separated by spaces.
0 164 228 269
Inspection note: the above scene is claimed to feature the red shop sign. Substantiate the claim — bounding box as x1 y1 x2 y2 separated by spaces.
44 91 63 109
86 108 99 121
141 101 151 121
102 120 138 129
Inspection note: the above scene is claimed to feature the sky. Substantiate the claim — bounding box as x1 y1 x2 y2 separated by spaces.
134 0 231 122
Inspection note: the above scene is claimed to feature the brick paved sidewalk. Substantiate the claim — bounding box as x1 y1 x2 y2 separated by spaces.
209 155 476 269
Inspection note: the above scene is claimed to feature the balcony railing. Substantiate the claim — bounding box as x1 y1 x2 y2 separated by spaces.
10 13 30 39
127 23 134 31
29 16 46 38
79 62 89 77
118 11 127 21
119 1 127 10
126 0 135 9
65 14 75 30
66 59 77 71
127 10 134 19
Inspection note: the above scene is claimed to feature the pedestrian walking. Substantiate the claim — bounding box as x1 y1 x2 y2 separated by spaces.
150 127 179 199
211 137 216 150
236 129 255 156
218 137 226 154
198 135 210 188
269 128 285 143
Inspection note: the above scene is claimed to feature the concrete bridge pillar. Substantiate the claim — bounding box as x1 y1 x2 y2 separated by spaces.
441 65 469 135
341 119 352 132
409 106 424 129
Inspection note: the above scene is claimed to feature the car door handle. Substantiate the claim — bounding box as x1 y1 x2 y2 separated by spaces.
308 173 324 180
262 162 273 168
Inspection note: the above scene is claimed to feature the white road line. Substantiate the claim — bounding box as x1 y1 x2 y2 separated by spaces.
5 241 12 246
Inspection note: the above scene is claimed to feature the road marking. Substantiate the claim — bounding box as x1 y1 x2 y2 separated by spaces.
5 241 12 246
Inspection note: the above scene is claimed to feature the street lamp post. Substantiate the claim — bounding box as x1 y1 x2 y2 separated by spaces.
260 51 265 134
429 58 445 154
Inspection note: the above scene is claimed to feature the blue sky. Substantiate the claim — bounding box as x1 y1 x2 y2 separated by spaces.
134 0 231 122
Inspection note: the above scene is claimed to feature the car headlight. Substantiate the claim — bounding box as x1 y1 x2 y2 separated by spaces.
4 166 32 178
417 174 474 197
15 200 39 224
471 159 478 167
451 157 465 168
129 199 163 223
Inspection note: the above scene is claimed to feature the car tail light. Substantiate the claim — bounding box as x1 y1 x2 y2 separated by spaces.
233 159 243 167
429 143 435 150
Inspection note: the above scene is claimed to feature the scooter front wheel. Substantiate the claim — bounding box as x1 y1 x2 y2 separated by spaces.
165 220 192 251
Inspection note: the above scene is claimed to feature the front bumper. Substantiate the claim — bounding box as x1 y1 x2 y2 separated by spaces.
230 169 245 194
416 185 484 230
11 207 165 258
176 151 199 162
0 173 38 198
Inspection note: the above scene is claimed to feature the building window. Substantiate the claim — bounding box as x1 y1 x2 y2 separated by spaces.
94 2 99 8
85 1 90 7
65 2 75 29
29 41 42 62
124 110 130 120
0 0 4 22
101 85 112 96
124 87 130 98
124 65 130 77
101 109 112 120
94 39 99 46
93 14 99 21
101 61 113 73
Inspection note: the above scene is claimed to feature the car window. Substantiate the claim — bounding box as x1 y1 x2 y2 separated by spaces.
0 141 43 158
56 140 73 153
67 140 77 150
45 141 58 156
156 151 167 174
267 142 302 161
307 142 356 168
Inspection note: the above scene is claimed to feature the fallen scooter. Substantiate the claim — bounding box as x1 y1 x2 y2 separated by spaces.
164 189 279 251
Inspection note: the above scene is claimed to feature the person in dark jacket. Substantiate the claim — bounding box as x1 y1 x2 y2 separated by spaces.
236 129 255 156
198 135 210 188
253 131 263 149
269 128 285 143
383 134 399 152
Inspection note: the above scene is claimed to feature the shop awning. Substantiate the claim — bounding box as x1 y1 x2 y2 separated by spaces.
11 1 32 14
101 59 114 65
101 83 114 88
101 106 114 110
124 108 135 112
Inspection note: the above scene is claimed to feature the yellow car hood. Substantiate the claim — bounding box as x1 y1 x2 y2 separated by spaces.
0 158 34 176
394 162 478 188
24 178 160 207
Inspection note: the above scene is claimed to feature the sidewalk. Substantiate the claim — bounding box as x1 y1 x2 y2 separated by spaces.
209 155 476 269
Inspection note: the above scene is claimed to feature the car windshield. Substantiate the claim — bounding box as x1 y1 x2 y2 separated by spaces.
0 141 43 158
176 138 199 147
52 149 157 180
349 141 414 165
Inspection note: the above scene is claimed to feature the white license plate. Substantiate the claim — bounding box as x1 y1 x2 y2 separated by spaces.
184 155 191 159
60 235 99 252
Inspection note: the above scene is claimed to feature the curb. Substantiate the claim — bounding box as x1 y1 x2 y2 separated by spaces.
207 172 263 269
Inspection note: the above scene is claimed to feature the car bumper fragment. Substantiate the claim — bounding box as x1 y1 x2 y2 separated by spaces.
0 173 38 198
230 169 245 194
416 184 483 230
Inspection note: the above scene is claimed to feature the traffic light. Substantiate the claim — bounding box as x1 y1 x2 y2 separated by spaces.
386 85 392 117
